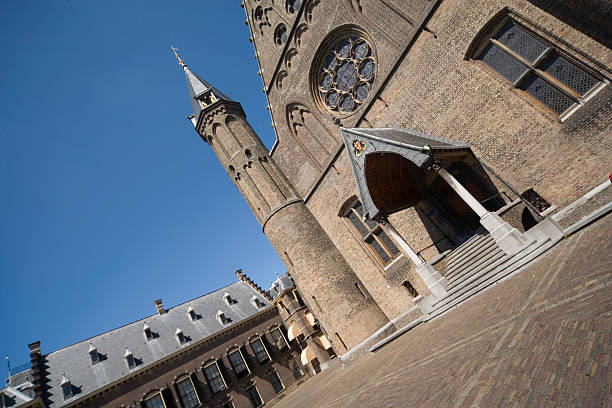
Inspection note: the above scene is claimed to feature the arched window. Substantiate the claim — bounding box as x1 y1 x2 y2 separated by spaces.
274 24 288 46
313 29 376 115
286 0 301 14
470 16 606 119
342 199 400 266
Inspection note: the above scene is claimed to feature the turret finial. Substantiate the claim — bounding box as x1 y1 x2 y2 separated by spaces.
171 45 187 69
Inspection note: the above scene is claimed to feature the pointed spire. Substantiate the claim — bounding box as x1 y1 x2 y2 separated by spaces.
171 46 233 122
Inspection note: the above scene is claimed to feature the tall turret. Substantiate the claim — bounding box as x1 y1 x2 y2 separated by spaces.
175 49 389 353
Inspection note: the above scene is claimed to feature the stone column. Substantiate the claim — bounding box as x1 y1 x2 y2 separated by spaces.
383 220 448 300
435 167 529 255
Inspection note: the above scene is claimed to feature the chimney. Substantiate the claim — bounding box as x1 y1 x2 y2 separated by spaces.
28 341 42 398
154 299 166 315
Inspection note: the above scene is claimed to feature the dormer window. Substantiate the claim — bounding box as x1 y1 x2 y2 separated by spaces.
125 348 136 369
187 306 198 321
224 292 233 306
144 323 153 341
60 374 72 400
251 295 265 309
88 344 99 365
176 328 187 345
217 310 226 325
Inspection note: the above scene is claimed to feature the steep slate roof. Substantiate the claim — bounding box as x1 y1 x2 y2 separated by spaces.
183 66 233 119
267 275 294 300
340 127 471 220
42 281 271 408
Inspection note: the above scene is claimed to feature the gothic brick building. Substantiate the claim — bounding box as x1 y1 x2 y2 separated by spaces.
3 1 610 407
180 0 610 358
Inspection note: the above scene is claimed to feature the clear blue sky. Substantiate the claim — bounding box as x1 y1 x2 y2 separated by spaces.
0 1 285 379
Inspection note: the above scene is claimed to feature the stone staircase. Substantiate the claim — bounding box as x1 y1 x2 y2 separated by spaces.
425 232 556 319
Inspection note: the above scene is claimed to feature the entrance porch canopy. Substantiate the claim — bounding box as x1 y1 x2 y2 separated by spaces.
341 127 471 220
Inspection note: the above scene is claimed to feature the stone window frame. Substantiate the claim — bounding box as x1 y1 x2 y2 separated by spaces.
467 9 608 122
339 196 401 269
227 347 251 377
247 385 264 408
249 336 272 364
291 359 304 379
202 360 227 395
309 25 377 118
143 391 167 408
173 375 201 408
268 370 285 394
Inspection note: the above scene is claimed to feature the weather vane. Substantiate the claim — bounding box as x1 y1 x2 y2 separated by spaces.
171 45 186 68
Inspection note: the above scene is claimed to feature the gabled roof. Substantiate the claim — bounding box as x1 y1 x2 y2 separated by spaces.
41 281 271 407
340 127 470 220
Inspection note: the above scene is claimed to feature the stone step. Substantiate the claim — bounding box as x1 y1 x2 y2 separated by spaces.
445 234 489 265
447 249 506 290
446 236 497 273
430 238 552 316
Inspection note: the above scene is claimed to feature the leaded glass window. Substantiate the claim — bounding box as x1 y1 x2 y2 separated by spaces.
344 200 400 266
144 394 165 408
176 378 199 408
203 362 226 394
250 338 270 363
316 34 376 115
477 19 604 117
228 350 249 376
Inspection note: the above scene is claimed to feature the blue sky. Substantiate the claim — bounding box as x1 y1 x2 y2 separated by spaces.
0 1 285 379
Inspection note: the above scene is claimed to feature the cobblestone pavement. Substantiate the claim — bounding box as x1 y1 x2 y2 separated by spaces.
272 216 612 408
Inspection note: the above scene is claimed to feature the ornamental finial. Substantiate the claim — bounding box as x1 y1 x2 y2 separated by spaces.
171 45 187 69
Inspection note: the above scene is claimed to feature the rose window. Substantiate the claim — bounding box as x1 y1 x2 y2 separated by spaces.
316 36 376 114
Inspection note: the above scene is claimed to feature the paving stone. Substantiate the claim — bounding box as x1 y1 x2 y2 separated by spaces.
269 216 612 408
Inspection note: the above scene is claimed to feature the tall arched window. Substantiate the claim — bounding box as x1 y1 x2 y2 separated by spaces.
470 16 606 120
342 199 400 266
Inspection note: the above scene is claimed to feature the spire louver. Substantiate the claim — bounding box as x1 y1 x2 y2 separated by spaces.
172 46 233 121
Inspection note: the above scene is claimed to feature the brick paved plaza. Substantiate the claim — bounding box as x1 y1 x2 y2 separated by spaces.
272 216 612 408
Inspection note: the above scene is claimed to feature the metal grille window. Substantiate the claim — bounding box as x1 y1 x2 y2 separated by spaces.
144 394 165 408
477 20 604 117
344 201 400 266
228 350 249 376
203 362 226 394
269 371 284 393
250 338 270 363
248 387 264 408
176 378 199 408
270 328 289 350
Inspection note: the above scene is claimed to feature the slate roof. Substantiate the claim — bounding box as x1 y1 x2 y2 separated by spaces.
267 275 294 300
183 66 233 119
41 281 271 408
340 127 471 220
0 383 33 408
